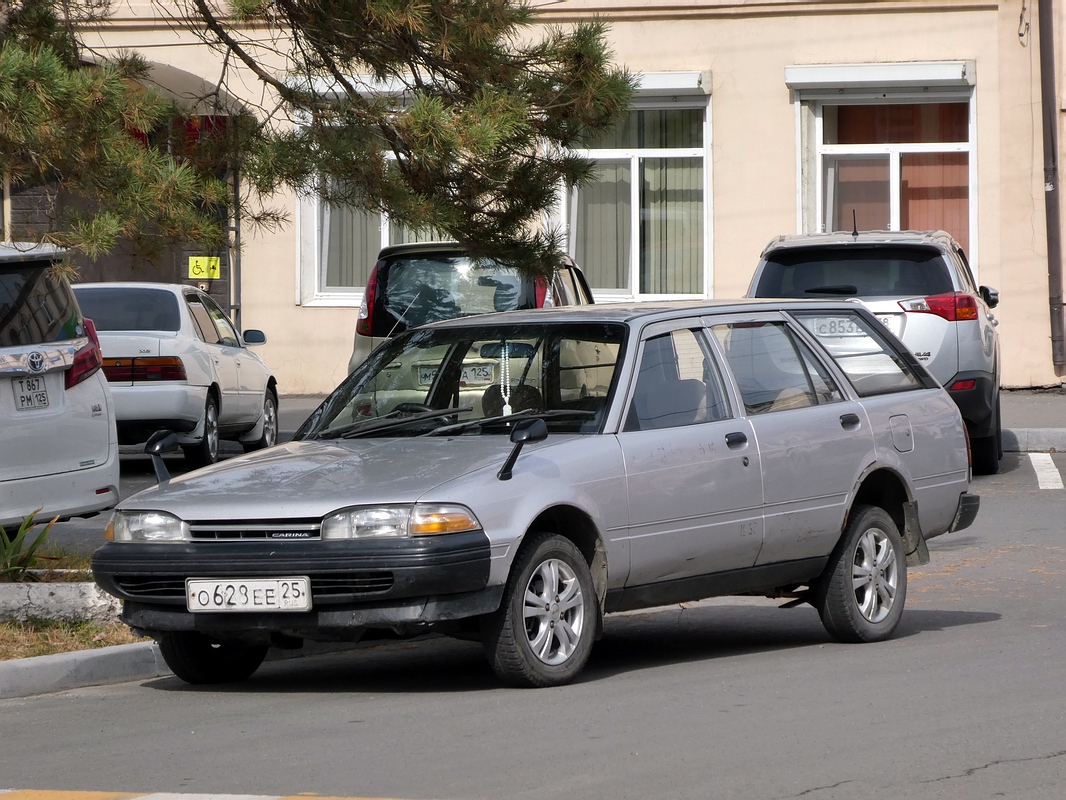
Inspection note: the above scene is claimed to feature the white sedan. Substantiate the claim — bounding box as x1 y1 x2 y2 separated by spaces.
72 282 278 468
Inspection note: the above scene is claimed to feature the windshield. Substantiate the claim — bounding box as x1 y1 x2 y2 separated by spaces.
297 322 627 439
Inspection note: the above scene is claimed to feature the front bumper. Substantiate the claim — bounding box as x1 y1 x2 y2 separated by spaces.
91 531 493 633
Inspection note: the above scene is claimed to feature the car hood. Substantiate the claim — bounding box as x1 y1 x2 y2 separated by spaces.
118 436 523 520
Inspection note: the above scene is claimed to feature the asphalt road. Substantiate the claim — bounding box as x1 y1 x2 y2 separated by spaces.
4 451 1066 799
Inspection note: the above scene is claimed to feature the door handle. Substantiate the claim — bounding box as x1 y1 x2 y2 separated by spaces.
725 432 748 448
840 413 861 429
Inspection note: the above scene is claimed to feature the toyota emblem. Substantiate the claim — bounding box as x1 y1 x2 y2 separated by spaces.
27 352 46 373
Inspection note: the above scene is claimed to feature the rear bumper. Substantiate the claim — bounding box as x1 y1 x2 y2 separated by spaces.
945 370 998 435
0 455 120 527
945 491 980 535
110 384 207 444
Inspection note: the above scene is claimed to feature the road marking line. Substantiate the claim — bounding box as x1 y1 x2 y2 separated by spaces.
0 793 414 800
1029 453 1064 490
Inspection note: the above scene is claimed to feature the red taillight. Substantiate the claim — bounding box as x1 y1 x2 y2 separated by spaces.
899 291 978 321
66 319 103 389
102 356 187 382
356 263 379 336
949 379 977 392
534 276 549 308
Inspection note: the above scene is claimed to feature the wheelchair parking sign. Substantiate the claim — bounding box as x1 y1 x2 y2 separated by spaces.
188 256 221 280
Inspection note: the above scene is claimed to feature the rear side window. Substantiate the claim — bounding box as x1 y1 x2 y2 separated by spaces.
72 287 180 332
373 255 536 335
756 246 954 298
793 311 925 396
1 262 83 347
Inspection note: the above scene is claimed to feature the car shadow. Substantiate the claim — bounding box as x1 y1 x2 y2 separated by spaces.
143 602 1000 695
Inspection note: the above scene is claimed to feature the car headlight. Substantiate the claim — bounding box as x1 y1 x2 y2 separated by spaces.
320 504 481 539
106 511 189 542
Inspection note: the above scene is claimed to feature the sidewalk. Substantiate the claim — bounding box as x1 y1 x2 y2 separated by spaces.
3 387 1064 700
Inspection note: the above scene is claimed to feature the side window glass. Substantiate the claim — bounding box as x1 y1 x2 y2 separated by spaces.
710 322 818 414
201 295 240 346
625 328 729 431
186 297 220 345
794 311 923 396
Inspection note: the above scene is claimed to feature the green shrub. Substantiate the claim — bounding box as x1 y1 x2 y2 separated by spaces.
0 510 58 582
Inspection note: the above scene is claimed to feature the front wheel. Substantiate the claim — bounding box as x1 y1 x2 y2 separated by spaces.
482 532 598 687
158 631 268 684
814 505 907 643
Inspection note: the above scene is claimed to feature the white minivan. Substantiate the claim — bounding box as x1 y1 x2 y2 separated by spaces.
0 244 120 528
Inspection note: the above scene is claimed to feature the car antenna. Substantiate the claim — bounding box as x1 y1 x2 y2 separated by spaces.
852 209 859 238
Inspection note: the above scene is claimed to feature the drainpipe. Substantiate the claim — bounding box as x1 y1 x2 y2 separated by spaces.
1039 0 1066 365
3 170 10 243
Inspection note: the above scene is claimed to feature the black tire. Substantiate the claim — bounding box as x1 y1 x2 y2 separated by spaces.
971 396 1002 475
243 390 279 453
158 631 268 684
482 532 598 687
183 394 220 469
814 504 907 643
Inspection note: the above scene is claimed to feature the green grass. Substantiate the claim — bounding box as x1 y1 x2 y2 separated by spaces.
0 617 146 660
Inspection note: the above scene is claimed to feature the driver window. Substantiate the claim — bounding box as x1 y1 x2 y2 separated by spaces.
625 328 729 431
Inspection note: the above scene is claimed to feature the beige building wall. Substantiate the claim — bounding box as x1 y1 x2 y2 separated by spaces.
88 1 1062 393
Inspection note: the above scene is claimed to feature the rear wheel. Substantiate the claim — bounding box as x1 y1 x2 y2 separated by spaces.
971 396 1002 475
243 390 278 452
183 394 219 469
815 504 906 643
482 532 597 687
158 631 268 684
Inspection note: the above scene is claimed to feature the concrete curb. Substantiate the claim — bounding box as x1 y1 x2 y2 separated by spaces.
1003 428 1066 453
0 641 170 699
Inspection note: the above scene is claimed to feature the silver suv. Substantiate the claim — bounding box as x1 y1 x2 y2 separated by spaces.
747 230 1001 473
348 241 594 372
0 244 120 527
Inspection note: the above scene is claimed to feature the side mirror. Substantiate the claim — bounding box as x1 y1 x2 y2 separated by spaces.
243 329 267 345
980 286 999 309
497 418 548 481
145 430 179 484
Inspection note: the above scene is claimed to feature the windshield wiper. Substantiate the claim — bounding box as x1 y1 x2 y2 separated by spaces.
315 406 473 439
426 408 597 437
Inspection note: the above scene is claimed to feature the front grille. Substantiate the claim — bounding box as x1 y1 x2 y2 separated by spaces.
113 571 395 604
187 519 321 541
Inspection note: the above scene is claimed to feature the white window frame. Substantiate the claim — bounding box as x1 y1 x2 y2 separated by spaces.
786 61 979 272
562 71 713 302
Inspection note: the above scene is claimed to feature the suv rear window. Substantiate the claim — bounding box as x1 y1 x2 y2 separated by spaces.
756 245 954 298
73 287 181 332
374 254 536 335
0 261 84 347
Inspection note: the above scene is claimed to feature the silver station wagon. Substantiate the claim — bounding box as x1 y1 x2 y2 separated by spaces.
92 299 979 688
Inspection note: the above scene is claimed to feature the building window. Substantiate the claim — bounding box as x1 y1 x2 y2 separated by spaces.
786 61 976 264
298 193 444 305
567 92 710 299
818 103 971 251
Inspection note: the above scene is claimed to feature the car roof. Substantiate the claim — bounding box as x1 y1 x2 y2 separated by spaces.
425 297 868 329
760 229 959 258
72 282 192 295
0 242 69 264
377 241 468 259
